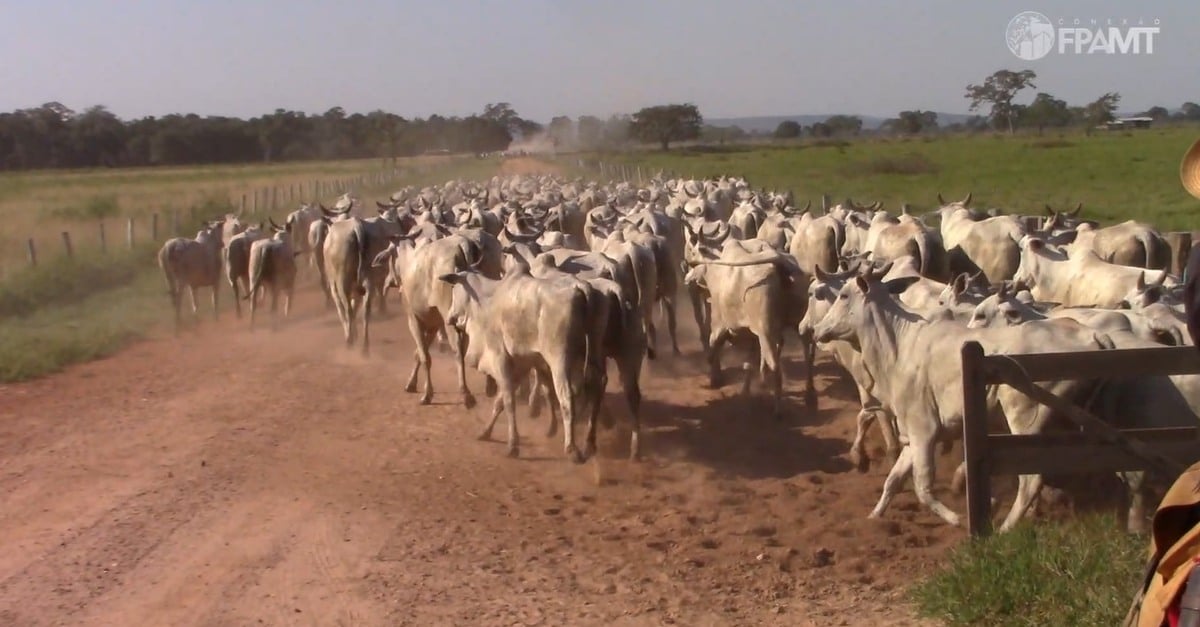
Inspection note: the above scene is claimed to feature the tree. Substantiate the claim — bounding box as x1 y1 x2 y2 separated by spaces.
576 115 603 148
1144 106 1170 121
1181 102 1200 121
824 115 863 136
1083 92 1121 127
773 120 802 139
965 69 1037 134
807 122 832 138
1020 92 1071 134
547 115 573 148
628 103 703 150
887 110 939 135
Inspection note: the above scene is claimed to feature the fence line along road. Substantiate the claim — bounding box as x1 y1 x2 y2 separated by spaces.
14 167 405 271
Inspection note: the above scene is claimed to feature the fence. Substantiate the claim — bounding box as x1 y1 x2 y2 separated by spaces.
960 340 1200 537
13 167 406 272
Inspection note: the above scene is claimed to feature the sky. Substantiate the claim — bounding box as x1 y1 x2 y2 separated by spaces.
0 0 1196 122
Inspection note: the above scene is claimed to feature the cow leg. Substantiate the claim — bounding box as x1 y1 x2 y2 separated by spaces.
999 473 1044 533
360 288 372 357
707 328 730 389
403 316 424 394
229 279 242 319
850 408 876 473
417 327 438 405
800 329 819 411
501 369 520 458
248 286 258 331
284 285 293 319
619 358 644 462
688 284 710 352
540 372 559 438
869 445 914 519
910 437 960 526
450 326 476 409
950 461 967 494
480 396 503 442
661 297 681 356
485 375 498 398
188 286 199 318
550 362 584 464
211 284 219 321
1120 470 1150 534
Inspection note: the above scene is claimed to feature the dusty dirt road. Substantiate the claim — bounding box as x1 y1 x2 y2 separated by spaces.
0 277 970 626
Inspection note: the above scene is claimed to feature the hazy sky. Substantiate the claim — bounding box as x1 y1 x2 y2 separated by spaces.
1 0 1196 122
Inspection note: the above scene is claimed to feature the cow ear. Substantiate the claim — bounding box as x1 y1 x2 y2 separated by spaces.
1027 238 1045 252
1136 272 1146 291
438 273 461 285
884 276 918 294
854 275 870 293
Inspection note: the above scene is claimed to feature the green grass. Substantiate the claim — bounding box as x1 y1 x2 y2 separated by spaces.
575 125 1200 231
910 514 1146 626
0 155 505 383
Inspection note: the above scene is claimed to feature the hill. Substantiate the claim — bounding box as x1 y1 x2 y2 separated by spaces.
707 112 976 133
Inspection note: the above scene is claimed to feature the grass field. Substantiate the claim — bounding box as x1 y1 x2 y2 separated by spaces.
0 155 503 382
576 125 1200 231
0 155 461 275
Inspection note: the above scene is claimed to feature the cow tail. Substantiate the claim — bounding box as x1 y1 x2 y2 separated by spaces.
158 242 177 297
571 287 593 401
352 219 369 296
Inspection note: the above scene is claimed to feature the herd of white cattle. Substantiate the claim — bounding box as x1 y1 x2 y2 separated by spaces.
156 170 1194 534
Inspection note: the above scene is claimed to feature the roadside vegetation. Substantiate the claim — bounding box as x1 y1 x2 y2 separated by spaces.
910 514 1145 626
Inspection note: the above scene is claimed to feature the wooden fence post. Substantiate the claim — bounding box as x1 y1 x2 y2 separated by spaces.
126 217 134 249
26 238 37 267
61 231 74 258
99 221 107 252
272 186 278 209
241 194 247 213
190 206 197 226
961 341 993 538
152 213 159 240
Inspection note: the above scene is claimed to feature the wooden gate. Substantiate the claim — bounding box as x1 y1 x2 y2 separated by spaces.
960 341 1200 537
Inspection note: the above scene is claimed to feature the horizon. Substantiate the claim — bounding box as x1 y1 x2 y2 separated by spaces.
2 1 1196 123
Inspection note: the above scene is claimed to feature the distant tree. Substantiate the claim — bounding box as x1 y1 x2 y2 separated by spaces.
628 103 703 150
603 114 633 147
887 110 939 134
577 115 603 148
824 115 863 136
773 120 802 139
1083 92 1122 127
1180 102 1200 121
807 122 832 138
1144 106 1170 121
547 115 573 148
1020 92 1071 134
965 69 1038 134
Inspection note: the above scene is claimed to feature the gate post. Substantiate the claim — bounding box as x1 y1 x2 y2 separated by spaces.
961 341 993 537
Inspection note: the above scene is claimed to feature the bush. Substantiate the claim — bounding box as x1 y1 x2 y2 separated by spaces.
843 152 940 176
0 246 155 319
910 515 1145 627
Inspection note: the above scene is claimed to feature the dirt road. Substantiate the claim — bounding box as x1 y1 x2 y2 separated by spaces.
0 278 963 626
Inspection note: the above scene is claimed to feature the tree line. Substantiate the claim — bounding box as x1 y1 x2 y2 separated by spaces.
0 102 541 170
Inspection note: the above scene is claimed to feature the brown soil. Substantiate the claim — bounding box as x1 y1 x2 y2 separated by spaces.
0 277 965 626
499 157 566 177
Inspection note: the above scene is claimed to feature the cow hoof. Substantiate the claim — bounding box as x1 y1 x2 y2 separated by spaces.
646 346 657 361
506 445 520 458
805 390 819 412
419 393 433 406
567 446 586 465
477 429 493 442
404 381 418 393
463 393 476 410
849 450 869 474
545 425 557 438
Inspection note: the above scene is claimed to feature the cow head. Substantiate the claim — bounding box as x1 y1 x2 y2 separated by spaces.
1121 270 1175 311
967 282 1042 329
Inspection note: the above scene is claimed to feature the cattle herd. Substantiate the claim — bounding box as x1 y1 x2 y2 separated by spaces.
156 170 1194 535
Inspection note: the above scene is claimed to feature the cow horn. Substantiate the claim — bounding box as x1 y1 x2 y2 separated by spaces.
268 216 284 231
503 225 544 243
937 193 946 206
1069 202 1083 217
1154 270 1168 287
1044 204 1055 216
962 192 972 207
